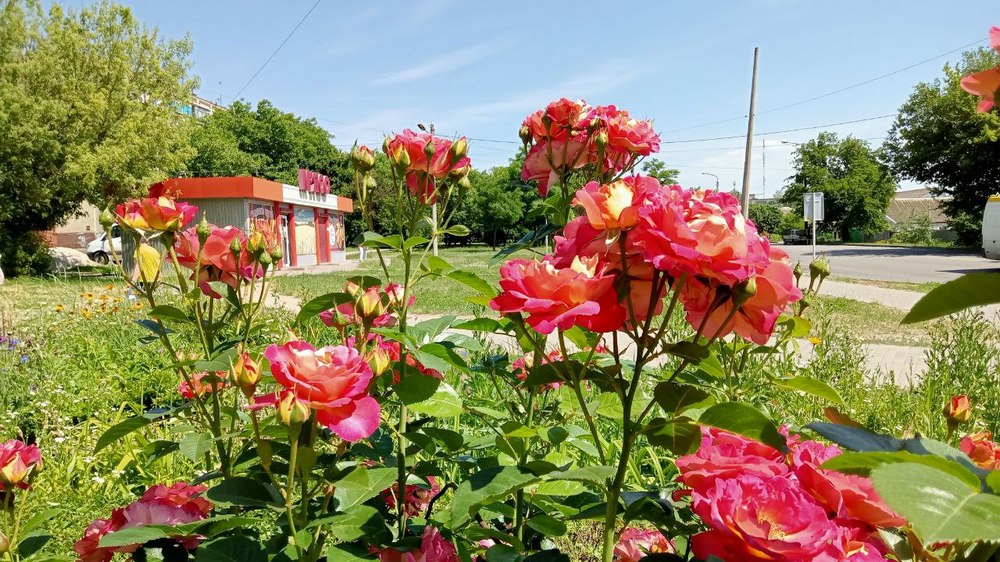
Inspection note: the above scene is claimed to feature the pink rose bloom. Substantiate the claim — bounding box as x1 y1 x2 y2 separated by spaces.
178 371 227 399
960 431 1000 470
174 224 259 295
74 518 117 562
384 129 471 204
382 476 440 517
0 439 42 490
489 256 626 334
633 186 769 285
574 176 659 232
591 105 661 173
690 474 847 562
115 185 198 233
679 245 802 344
265 341 381 441
521 98 593 142
613 528 673 561
522 139 590 196
73 483 213 562
960 27 1000 113
676 427 788 496
378 526 458 562
552 216 612 267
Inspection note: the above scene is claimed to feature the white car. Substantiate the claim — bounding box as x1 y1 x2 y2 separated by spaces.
86 225 122 264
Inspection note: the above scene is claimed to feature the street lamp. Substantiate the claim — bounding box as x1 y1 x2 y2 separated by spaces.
702 172 719 190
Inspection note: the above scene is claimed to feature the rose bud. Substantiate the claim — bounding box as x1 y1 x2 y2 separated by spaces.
449 137 468 162
0 530 8 555
385 283 405 308
270 246 283 262
944 394 972 424
448 163 471 183
229 237 243 256
99 207 115 229
423 138 436 160
793 260 803 286
594 130 609 150
351 145 376 173
345 281 362 298
732 277 758 308
369 346 392 376
355 287 385 321
196 216 212 243
277 392 311 427
233 352 261 396
518 125 531 145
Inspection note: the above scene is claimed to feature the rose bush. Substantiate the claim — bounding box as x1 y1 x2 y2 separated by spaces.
12 63 998 562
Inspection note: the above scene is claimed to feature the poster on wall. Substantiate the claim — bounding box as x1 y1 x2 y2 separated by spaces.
329 213 345 252
294 208 316 260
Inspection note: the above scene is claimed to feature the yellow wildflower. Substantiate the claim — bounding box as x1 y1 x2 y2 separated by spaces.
808 336 822 345
132 302 144 311
53 304 64 313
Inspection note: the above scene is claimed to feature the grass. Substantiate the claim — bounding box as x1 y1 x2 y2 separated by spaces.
830 276 942 294
810 294 940 347
271 245 536 316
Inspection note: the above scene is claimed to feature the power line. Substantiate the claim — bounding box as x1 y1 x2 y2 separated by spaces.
230 0 322 101
663 37 985 134
662 114 894 144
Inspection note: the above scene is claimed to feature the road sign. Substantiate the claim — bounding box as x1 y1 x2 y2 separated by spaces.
803 192 824 222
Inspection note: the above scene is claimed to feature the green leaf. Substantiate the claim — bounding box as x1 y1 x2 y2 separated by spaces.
95 417 152 453
415 342 467 372
652 382 714 417
420 427 465 451
445 224 471 237
393 373 442 405
823 451 982 491
773 376 844 406
989 470 1000 494
98 526 170 548
409 316 457 342
206 477 282 508
872 463 1000 544
20 508 61 534
546 465 615 485
333 467 398 512
326 543 377 561
316 506 390 543
179 433 214 462
408 381 463 417
697 403 786 452
522 361 571 387
149 305 191 324
662 341 709 362
134 318 170 336
778 314 811 338
446 269 497 297
527 514 567 537
194 535 267 562
492 224 560 262
17 529 52 558
903 273 1000 323
426 255 454 273
453 318 502 332
294 291 352 324
362 232 403 249
644 418 702 455
451 466 541 528
402 236 431 250
805 422 904 452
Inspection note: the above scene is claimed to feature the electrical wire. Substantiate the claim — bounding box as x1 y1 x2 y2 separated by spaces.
230 0 323 101
662 114 895 144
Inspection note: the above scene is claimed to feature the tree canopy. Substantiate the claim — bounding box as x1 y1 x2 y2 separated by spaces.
640 158 680 185
780 132 896 238
0 0 196 274
884 47 1000 245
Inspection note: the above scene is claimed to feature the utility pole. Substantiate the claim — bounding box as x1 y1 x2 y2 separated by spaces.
739 47 759 217
761 138 766 199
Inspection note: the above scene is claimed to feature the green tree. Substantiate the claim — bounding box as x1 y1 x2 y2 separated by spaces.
748 203 782 235
884 47 1000 246
780 132 896 239
0 0 197 275
466 167 525 249
641 158 680 184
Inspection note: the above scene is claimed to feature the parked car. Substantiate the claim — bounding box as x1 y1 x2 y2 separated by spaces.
983 196 1000 259
782 228 813 245
85 225 122 264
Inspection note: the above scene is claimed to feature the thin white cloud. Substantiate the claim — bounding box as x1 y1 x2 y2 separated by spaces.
373 41 504 86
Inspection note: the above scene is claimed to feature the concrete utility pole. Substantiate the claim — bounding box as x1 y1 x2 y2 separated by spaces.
740 47 760 217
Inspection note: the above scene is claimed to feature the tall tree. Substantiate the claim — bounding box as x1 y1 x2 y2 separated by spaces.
0 0 197 274
780 132 896 239
885 48 1000 245
641 158 680 185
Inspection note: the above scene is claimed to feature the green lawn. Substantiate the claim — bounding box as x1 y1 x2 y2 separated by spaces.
830 276 942 294
271 245 537 317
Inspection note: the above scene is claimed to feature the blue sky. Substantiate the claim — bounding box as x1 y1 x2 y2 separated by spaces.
117 0 997 193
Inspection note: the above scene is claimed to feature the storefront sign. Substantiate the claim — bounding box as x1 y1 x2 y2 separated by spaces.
298 169 330 195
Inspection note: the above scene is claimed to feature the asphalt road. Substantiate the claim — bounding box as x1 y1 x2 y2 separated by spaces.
779 244 1000 283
